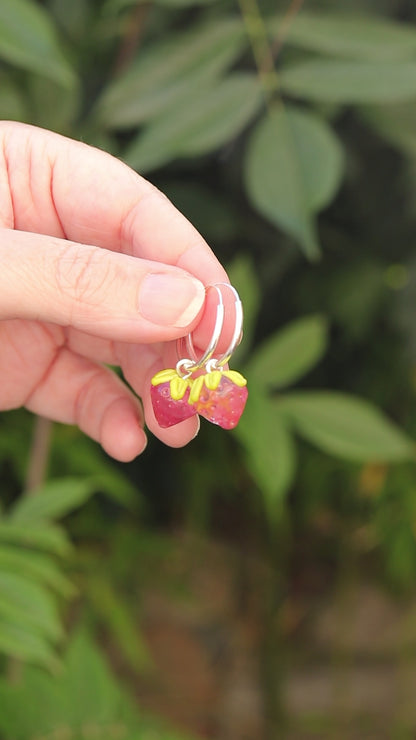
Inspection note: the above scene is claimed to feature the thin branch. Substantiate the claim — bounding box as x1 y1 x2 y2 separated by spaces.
25 415 53 493
238 0 307 107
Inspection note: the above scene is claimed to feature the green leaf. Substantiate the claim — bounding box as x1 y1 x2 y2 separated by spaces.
270 12 416 62
280 60 416 104
0 572 62 641
276 392 415 462
125 73 263 172
0 620 60 671
0 545 74 596
88 578 152 672
156 0 218 6
0 0 77 87
236 391 296 518
359 101 416 156
95 17 246 128
11 477 97 523
244 104 344 258
59 629 122 724
246 315 328 389
0 75 28 120
0 522 72 556
228 256 261 360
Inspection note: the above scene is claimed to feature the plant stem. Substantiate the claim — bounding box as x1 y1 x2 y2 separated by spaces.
25 415 52 493
238 0 281 106
238 0 306 107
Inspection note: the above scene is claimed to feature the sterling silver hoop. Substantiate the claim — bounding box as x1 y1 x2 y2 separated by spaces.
176 282 243 377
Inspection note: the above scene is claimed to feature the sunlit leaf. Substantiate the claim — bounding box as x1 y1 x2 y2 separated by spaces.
0 620 60 671
246 315 328 389
280 60 416 104
0 522 72 556
0 0 77 87
0 572 62 641
125 73 263 172
276 392 415 462
11 477 97 523
270 12 416 62
244 104 343 258
0 546 74 596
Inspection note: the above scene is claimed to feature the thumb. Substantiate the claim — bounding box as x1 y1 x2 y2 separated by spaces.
0 229 205 342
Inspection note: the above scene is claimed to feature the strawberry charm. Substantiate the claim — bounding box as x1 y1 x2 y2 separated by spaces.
150 369 197 428
191 370 248 430
150 283 248 431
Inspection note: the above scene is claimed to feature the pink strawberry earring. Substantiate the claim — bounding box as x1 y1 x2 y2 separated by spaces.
150 283 248 430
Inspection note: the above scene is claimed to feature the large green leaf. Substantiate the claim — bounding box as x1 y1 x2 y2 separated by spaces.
280 60 416 104
276 392 415 462
236 391 296 518
244 104 343 258
270 12 416 62
0 0 77 87
125 73 263 172
11 477 97 523
95 17 245 128
246 315 328 389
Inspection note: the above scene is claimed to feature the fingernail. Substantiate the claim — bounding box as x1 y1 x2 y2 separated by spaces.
139 273 205 327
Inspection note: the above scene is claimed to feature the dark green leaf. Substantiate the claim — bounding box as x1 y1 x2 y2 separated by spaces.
88 578 152 672
359 101 416 156
276 392 415 462
244 104 343 258
0 75 28 120
0 0 77 87
280 60 416 104
125 74 263 172
236 391 296 517
246 315 327 389
95 17 246 128
270 12 416 62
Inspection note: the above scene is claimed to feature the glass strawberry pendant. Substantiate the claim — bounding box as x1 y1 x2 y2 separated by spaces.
150 369 197 428
150 368 248 430
190 370 248 430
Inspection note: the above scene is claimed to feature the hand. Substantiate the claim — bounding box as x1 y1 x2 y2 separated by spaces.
0 122 230 461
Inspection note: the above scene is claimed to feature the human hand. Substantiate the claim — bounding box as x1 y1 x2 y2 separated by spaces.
0 121 231 461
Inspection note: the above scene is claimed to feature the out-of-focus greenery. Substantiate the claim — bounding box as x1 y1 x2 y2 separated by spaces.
2 0 416 736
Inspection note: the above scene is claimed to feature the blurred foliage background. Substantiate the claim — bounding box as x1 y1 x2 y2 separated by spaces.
2 0 416 737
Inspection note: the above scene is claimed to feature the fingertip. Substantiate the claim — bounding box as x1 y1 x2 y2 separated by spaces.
100 397 147 461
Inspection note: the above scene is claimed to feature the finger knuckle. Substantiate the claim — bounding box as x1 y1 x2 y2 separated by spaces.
55 244 113 308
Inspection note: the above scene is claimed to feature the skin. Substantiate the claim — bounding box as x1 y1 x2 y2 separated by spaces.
0 121 234 461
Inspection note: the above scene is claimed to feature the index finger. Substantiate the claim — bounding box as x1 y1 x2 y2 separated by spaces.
0 121 228 286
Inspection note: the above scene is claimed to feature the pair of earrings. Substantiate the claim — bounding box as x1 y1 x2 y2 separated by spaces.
150 284 248 430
